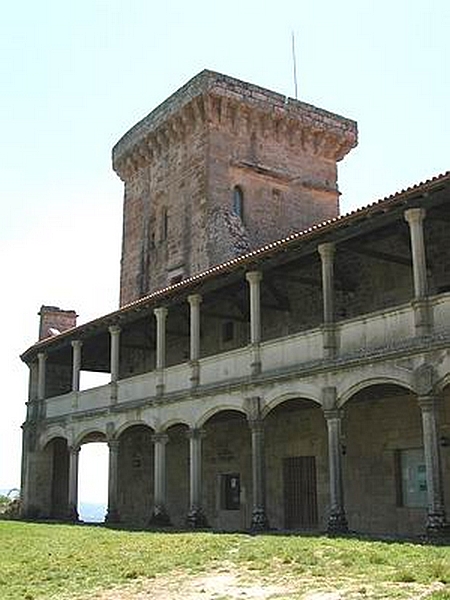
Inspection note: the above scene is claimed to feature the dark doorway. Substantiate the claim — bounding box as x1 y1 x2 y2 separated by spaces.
283 456 318 529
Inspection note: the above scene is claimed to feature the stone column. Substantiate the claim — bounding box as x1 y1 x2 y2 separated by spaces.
109 326 121 402
150 433 171 526
68 446 80 521
245 271 263 375
404 207 431 335
71 340 83 392
323 390 347 533
186 428 208 528
418 395 448 536
188 294 202 387
105 440 120 523
154 307 168 395
318 242 336 358
37 352 47 401
248 417 269 531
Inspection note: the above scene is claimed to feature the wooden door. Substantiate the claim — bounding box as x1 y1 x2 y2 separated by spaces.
283 456 318 529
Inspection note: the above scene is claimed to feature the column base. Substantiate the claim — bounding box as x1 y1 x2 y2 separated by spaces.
327 511 348 535
321 324 336 359
426 512 450 540
67 506 79 522
189 361 200 388
149 506 171 527
104 508 120 524
250 507 269 532
186 507 208 529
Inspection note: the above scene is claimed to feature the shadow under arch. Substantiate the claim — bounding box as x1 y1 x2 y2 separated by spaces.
160 417 191 432
117 422 154 527
262 393 322 420
75 429 107 448
197 404 247 428
341 379 424 537
43 436 70 520
339 377 415 408
115 419 154 440
40 429 69 450
264 396 326 532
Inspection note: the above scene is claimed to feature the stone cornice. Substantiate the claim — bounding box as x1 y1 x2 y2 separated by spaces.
112 69 358 180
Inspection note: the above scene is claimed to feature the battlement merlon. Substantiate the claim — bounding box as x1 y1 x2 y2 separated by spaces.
112 70 358 180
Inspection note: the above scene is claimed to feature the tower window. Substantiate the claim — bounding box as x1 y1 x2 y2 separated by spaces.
232 186 244 221
161 208 168 241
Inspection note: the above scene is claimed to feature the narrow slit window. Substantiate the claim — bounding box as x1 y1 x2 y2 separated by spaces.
161 208 168 241
232 186 244 221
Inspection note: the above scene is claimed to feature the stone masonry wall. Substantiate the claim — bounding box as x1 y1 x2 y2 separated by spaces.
114 71 357 306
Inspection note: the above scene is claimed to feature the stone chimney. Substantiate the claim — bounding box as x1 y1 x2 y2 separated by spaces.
38 305 77 341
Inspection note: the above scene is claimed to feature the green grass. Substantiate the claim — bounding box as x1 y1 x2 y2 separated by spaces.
0 521 449 599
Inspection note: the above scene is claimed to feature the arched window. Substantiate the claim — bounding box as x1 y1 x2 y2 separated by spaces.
232 186 244 221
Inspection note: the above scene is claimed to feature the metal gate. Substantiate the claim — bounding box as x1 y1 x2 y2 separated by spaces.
283 456 318 529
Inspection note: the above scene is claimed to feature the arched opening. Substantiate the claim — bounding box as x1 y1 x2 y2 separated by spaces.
441 382 450 520
166 423 189 527
46 436 69 520
78 441 108 522
342 383 421 536
117 424 154 527
265 398 326 531
203 409 250 531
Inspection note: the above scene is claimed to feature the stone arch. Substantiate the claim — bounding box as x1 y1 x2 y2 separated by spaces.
45 436 70 520
165 421 190 528
201 407 251 531
436 371 450 393
159 418 191 432
75 429 107 448
40 428 69 450
340 379 423 536
197 404 247 428
339 376 414 408
264 394 327 531
115 419 154 439
117 422 154 527
262 392 322 419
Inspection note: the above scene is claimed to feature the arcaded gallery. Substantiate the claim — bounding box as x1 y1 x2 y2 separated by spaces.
20 71 450 538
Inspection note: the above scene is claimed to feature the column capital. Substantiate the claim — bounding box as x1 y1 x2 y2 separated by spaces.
107 439 120 451
323 407 343 421
404 207 426 226
108 325 121 336
418 394 440 413
187 293 202 307
37 351 47 362
154 306 168 319
245 270 263 285
318 242 335 262
186 427 205 441
152 432 169 445
71 339 83 350
68 445 80 455
248 417 264 433
244 396 262 421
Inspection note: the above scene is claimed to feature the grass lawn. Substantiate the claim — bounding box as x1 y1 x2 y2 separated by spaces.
0 521 449 599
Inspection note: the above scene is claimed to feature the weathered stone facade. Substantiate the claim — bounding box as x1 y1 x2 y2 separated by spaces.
20 71 450 539
113 71 357 305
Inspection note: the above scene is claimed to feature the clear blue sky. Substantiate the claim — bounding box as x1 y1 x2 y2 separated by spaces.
1 0 449 498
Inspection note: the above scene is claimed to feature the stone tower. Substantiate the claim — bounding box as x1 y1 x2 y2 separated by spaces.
113 70 357 306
